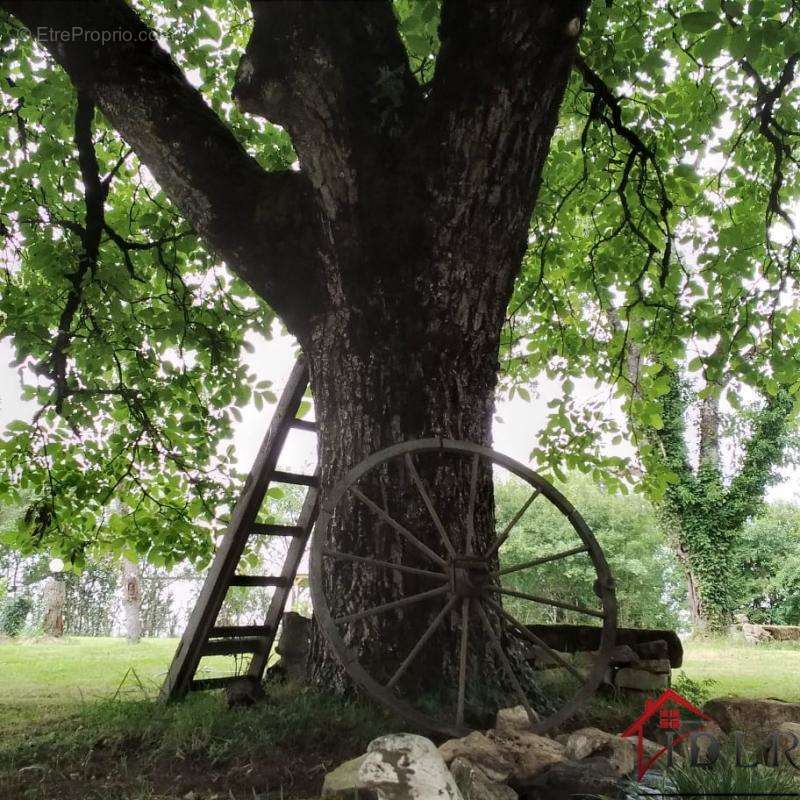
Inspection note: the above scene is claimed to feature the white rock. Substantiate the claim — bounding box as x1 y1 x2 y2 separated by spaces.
360 733 463 799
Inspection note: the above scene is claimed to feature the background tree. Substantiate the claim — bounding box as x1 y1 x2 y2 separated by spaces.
496 474 685 629
730 501 800 625
61 558 118 635
642 374 794 630
1 0 799 684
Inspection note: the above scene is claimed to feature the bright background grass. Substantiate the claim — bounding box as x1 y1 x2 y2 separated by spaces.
680 637 800 701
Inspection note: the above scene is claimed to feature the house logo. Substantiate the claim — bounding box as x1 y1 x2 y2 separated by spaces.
621 689 800 783
620 688 712 779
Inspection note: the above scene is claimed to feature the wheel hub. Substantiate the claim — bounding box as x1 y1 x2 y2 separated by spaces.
449 555 489 598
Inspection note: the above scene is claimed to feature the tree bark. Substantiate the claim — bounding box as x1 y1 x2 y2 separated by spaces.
673 541 709 634
121 557 142 644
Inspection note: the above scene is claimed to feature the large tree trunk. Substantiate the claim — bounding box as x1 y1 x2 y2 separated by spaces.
306 309 502 694
673 513 735 635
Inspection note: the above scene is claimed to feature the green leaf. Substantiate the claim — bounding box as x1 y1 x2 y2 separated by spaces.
680 12 719 33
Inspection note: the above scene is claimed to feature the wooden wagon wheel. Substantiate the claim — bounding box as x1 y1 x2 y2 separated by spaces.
310 438 617 738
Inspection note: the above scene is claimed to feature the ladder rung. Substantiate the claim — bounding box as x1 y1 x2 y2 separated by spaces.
229 575 291 588
270 470 319 487
210 625 273 638
201 637 267 657
290 418 317 433
250 523 305 537
190 675 247 691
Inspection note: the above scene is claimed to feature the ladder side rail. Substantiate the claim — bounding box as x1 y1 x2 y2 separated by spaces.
160 358 310 702
246 470 320 681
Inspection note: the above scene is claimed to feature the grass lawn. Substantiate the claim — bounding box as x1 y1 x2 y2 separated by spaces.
680 637 800 701
0 636 399 799
1 634 799 798
0 636 237 735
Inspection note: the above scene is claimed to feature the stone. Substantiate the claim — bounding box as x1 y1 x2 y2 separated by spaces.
640 737 684 770
630 639 670 662
741 622 772 644
492 730 567 784
275 611 310 681
224 676 265 708
614 667 669 692
321 754 367 797
522 624 683 667
703 698 800 735
609 645 640 665
561 727 635 776
449 757 518 800
527 646 571 670
494 705 539 737
440 731 514 783
635 658 672 675
763 625 800 641
360 733 463 799
520 756 620 799
775 722 800 764
684 720 725 763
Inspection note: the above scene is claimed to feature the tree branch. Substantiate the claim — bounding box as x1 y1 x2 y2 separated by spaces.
234 0 421 220
1 0 326 335
574 54 674 290
40 92 103 413
740 54 800 275
423 0 589 338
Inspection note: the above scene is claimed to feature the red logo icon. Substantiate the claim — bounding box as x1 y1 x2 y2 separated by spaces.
621 688 712 779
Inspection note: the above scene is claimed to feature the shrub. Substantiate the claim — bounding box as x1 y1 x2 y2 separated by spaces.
0 595 32 637
671 670 718 707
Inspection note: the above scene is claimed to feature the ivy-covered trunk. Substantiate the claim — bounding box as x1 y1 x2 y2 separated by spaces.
650 374 793 635
668 502 737 634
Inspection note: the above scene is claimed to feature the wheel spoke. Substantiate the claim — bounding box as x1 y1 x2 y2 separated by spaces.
465 452 479 555
456 597 470 727
489 586 605 619
475 600 539 728
484 489 541 559
483 596 586 683
493 544 589 578
387 595 459 689
323 549 448 581
351 487 447 568
333 584 449 625
404 453 456 557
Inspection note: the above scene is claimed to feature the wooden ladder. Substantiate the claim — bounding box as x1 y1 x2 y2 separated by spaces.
160 357 319 702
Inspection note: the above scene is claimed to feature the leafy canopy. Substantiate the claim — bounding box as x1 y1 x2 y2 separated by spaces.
0 0 799 566
503 0 800 497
